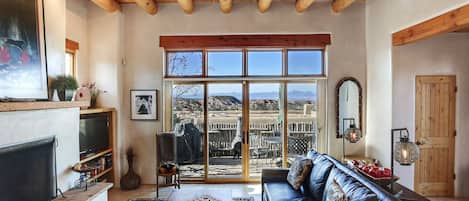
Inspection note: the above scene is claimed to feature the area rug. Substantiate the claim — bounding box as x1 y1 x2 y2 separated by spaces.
232 197 255 201
130 197 255 201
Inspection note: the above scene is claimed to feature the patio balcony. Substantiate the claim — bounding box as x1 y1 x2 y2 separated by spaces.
173 117 317 178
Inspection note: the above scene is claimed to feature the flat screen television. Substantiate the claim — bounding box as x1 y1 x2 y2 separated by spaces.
79 113 110 158
0 137 57 201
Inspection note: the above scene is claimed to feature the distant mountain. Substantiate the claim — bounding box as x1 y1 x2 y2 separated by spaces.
208 90 316 100
175 90 316 100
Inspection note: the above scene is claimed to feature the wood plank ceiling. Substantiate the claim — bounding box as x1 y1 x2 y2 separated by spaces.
90 0 357 15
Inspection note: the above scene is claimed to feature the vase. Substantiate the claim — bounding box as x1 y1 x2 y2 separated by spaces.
65 89 75 101
56 89 75 101
120 150 141 190
90 97 97 108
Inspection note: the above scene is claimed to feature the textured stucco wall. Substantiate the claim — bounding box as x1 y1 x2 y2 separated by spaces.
119 1 367 184
366 0 469 194
393 33 469 196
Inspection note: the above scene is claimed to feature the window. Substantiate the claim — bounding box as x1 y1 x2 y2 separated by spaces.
171 84 205 179
207 51 242 76
166 49 324 78
65 52 74 76
287 50 323 75
287 83 318 161
166 51 203 76
247 50 282 76
65 39 79 77
164 48 326 181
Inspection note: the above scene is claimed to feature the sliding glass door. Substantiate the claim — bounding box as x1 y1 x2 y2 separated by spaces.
248 83 284 178
166 49 325 182
207 83 243 179
171 84 205 179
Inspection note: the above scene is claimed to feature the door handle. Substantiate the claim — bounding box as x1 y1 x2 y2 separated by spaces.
416 141 425 146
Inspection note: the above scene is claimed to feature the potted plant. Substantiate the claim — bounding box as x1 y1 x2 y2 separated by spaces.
51 75 78 101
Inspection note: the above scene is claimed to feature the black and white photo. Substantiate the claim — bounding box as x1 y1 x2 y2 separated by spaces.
131 89 158 120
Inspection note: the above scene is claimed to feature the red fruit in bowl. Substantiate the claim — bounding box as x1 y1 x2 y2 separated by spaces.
377 170 385 178
383 168 391 177
363 166 370 172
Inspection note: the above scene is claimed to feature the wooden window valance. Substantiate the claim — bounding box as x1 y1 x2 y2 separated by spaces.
159 34 331 49
66 38 79 53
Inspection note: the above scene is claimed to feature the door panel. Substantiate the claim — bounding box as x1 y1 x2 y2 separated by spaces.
415 76 455 196
207 83 243 179
248 83 284 178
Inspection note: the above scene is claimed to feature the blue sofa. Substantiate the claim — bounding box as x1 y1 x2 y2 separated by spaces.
261 150 399 201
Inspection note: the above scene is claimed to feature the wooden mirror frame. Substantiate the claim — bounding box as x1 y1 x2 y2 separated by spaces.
336 77 363 138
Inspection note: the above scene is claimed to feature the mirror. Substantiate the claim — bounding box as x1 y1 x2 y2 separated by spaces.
336 77 362 138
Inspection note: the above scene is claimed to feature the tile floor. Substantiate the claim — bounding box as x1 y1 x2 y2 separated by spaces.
108 184 262 201
428 198 469 201
108 184 469 201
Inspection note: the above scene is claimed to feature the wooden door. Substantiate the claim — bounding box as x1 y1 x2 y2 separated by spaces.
415 76 456 196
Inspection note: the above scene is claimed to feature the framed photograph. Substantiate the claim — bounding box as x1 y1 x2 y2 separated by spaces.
0 0 48 100
130 89 158 120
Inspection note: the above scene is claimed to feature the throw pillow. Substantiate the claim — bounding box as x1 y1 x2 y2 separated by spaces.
287 157 313 190
325 179 346 201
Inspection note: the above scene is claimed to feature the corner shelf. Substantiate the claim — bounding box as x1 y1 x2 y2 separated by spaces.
79 149 112 164
87 168 113 183
80 107 115 115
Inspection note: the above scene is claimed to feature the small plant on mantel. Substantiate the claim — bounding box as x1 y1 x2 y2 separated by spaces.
51 75 78 101
82 82 100 108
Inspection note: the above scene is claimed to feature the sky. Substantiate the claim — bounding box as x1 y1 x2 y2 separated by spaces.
170 50 321 99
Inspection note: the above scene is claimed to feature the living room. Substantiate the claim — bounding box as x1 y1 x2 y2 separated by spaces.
0 0 468 201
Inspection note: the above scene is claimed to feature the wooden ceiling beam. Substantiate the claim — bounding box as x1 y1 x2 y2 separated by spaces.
331 0 355 13
91 0 121 12
219 0 232 13
393 4 469 46
257 0 272 13
295 0 314 13
177 0 194 14
135 0 158 15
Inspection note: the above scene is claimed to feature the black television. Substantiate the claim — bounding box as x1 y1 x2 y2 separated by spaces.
79 113 110 158
0 137 57 201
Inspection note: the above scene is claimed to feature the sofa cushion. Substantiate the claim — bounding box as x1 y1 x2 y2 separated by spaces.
304 155 334 200
264 182 304 201
306 150 321 161
287 157 313 190
324 179 346 201
324 168 378 201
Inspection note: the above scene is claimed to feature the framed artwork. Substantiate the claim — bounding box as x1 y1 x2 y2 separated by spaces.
130 89 158 120
0 0 48 100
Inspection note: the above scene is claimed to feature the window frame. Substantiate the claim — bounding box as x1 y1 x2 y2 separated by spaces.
164 48 326 80
286 49 325 77
206 49 244 77
65 38 79 78
165 50 205 78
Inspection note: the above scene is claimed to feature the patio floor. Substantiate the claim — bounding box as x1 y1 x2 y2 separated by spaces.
179 156 283 178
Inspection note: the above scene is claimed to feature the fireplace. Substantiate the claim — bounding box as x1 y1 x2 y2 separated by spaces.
0 136 57 201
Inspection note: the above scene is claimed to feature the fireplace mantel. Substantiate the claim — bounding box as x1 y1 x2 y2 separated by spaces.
0 101 89 112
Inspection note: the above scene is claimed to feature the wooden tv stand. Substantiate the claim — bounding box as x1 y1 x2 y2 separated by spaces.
79 108 117 184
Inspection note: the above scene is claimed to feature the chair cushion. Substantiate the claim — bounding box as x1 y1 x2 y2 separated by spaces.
287 157 313 190
304 155 334 200
324 168 378 201
324 179 346 201
264 182 304 201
